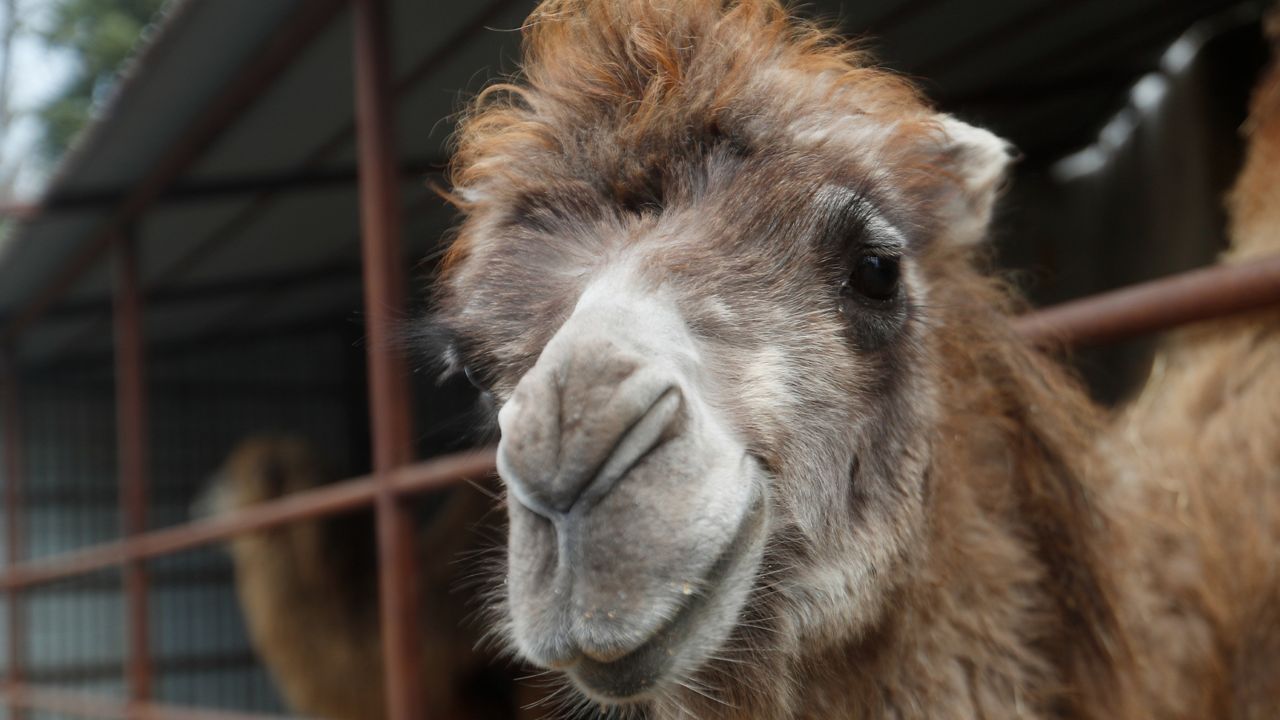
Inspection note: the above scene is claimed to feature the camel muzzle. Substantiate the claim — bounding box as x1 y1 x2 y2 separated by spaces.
490 273 766 696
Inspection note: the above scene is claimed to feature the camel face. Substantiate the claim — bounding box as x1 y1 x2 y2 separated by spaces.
480 166 949 703
433 0 1013 709
449 167 934 705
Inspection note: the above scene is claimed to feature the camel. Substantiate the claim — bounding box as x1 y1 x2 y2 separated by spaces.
426 1 1280 718
200 436 517 719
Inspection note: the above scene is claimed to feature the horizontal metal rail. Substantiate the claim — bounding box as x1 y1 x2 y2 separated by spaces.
1014 252 1280 347
0 683 302 720
0 449 496 590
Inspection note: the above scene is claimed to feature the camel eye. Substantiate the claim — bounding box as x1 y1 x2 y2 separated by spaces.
850 254 900 301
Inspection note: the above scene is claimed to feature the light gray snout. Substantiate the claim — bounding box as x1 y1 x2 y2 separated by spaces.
493 276 764 676
496 339 684 519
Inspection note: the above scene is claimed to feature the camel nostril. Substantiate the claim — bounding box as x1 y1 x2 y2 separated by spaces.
573 385 682 511
496 373 684 519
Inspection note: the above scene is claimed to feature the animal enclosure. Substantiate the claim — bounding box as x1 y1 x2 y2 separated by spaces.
0 0 1278 718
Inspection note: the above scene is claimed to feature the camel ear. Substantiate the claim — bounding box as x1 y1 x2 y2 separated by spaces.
930 116 1017 247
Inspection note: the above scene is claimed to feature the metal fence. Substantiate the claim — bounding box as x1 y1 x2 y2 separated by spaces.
0 0 1278 718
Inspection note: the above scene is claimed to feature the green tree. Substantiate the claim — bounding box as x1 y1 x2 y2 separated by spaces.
35 0 166 162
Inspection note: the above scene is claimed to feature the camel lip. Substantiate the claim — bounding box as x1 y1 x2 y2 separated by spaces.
564 564 711 702
532 579 701 676
561 481 769 703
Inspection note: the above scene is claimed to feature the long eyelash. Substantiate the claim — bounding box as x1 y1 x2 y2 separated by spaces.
813 187 877 250
859 213 908 255
813 180 914 259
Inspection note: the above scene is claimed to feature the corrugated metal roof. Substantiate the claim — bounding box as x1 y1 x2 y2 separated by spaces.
0 0 1263 366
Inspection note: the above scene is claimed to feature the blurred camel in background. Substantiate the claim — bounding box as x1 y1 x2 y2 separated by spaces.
201 436 519 719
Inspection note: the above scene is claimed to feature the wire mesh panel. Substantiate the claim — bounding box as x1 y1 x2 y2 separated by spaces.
24 570 125 720
150 549 285 713
2 364 124 720
0 326 361 714
20 372 118 561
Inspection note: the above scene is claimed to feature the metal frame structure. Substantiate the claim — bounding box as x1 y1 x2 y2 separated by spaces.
113 230 153 706
0 0 1277 717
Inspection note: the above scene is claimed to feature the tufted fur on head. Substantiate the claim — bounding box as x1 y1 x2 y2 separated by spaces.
429 1 1278 719
445 0 1010 259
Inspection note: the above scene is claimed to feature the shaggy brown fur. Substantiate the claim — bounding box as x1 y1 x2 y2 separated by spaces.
205 437 518 719
428 2 1280 719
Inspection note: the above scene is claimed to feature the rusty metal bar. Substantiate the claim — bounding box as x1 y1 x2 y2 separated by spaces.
1 350 28 720
1014 253 1280 347
111 231 152 705
0 0 348 345
353 0 424 716
353 0 413 482
0 683 302 720
0 448 495 590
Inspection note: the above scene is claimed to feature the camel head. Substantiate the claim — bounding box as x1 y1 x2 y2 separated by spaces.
431 0 1014 710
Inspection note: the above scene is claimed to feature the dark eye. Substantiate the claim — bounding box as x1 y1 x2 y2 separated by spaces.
848 254 900 301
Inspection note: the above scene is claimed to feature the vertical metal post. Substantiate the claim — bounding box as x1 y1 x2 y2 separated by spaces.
353 0 423 717
1 348 28 719
112 232 152 708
